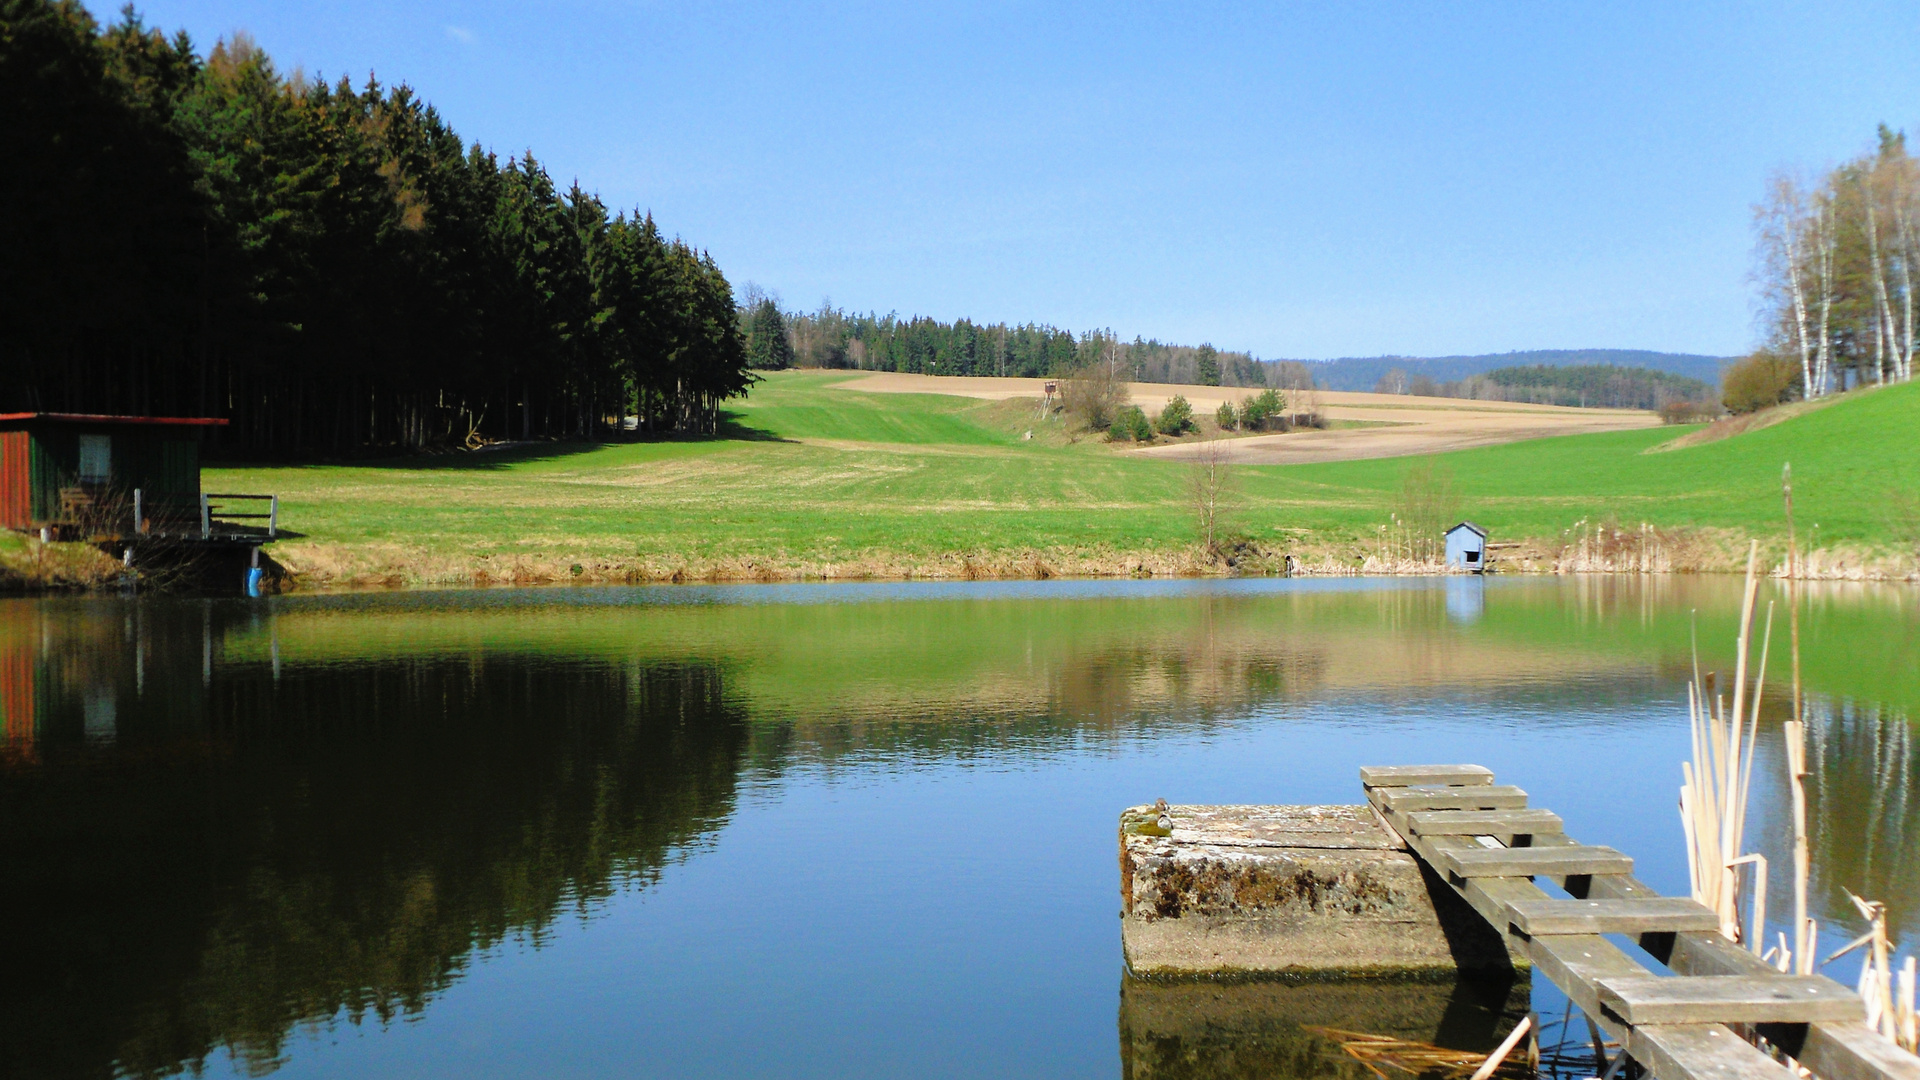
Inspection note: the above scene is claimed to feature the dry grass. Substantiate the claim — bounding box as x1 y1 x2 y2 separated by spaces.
0 533 123 592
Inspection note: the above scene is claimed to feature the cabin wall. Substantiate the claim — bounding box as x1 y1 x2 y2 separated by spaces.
0 425 203 528
0 432 29 530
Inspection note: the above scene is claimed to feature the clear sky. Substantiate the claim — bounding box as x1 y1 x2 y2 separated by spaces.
94 1 1920 359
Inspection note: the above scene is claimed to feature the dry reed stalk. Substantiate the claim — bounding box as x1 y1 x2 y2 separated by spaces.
1679 540 1775 949
1784 463 1817 975
1303 1027 1531 1080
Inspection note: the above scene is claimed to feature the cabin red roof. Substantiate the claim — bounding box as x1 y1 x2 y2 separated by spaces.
0 412 228 426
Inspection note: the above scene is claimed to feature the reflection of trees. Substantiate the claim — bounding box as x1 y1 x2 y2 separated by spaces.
1801 699 1917 943
0 605 749 1080
1751 695 1918 946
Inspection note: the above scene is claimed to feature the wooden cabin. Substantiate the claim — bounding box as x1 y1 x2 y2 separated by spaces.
1444 521 1488 572
0 413 226 535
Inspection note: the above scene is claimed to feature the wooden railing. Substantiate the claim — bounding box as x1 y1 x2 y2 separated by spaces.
127 489 278 540
199 492 278 539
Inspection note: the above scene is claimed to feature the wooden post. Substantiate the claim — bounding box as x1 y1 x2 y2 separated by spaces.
199 493 210 539
133 488 144 536
268 495 278 538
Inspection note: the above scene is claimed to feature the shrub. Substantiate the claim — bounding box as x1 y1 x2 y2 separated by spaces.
1215 400 1238 430
1156 395 1195 435
1722 352 1800 414
1108 405 1152 442
1657 399 1718 425
1239 388 1285 431
1061 361 1130 431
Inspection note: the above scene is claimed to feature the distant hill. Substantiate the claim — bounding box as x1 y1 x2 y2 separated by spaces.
1281 350 1730 391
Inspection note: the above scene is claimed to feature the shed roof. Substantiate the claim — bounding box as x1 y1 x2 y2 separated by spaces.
1445 520 1487 538
0 412 228 427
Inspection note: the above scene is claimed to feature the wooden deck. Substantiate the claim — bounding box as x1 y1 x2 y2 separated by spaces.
1362 764 1920 1080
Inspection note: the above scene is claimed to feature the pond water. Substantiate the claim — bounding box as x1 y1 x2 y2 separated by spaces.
1 576 1915 1080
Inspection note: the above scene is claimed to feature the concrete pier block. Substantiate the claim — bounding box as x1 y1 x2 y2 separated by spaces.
1119 804 1522 977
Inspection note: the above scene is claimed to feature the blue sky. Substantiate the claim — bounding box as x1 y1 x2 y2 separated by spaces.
98 2 1920 358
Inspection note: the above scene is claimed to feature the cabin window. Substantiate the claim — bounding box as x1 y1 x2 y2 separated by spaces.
78 435 111 483
1465 550 1480 563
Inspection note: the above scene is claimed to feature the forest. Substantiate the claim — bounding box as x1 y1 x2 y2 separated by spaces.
1369 363 1716 410
1752 125 1920 399
0 1 753 455
737 296 1303 389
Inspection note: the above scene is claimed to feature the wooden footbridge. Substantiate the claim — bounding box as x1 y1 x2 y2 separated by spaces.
1363 764 1920 1080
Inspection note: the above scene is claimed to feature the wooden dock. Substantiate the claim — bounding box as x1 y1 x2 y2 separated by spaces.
1363 764 1920 1080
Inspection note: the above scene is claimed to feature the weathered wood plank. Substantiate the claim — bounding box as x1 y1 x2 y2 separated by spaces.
1376 785 1528 812
1419 834 1796 1080
1505 897 1720 936
1359 764 1493 788
1630 1023 1802 1080
1437 844 1632 879
1521 831 1920 1080
1598 974 1864 1025
1565 871 1920 1080
1404 808 1563 836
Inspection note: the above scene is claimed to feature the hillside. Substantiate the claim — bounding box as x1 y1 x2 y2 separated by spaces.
171 372 1916 589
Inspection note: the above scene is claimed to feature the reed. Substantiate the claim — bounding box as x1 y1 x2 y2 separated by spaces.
1828 893 1920 1053
1678 540 1775 948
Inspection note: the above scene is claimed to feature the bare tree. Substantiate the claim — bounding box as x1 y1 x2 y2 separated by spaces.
1187 438 1236 557
1060 358 1130 431
1397 459 1459 563
1755 173 1820 397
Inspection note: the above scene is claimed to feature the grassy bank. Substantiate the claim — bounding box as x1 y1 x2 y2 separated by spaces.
196 371 1918 589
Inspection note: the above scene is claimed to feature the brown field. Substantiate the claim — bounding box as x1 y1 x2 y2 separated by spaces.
844 371 1662 463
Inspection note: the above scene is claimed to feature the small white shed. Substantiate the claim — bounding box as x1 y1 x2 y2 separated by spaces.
1444 521 1488 572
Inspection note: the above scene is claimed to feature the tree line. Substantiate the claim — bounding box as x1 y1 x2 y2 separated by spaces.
737 295 1307 388
1752 125 1920 402
0 1 753 455
1370 363 1715 410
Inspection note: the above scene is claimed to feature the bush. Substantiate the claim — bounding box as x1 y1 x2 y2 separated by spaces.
1239 388 1286 431
1215 401 1238 430
1658 399 1718 425
1107 405 1152 442
1722 353 1800 414
1156 395 1195 435
1061 361 1130 431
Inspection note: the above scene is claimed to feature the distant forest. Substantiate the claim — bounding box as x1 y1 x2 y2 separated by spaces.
739 300 1717 405
740 296 1311 389
1 1 754 454
1370 363 1716 410
1295 350 1729 392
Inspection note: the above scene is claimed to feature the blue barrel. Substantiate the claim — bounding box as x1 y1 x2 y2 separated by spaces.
246 567 265 597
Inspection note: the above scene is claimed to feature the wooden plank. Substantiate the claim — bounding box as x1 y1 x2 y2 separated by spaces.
1376 785 1528 812
1523 832 1920 1080
1415 834 1795 1080
1358 764 1493 788
1437 844 1632 879
1404 808 1562 836
1505 897 1720 936
1597 974 1864 1025
1630 1023 1803 1080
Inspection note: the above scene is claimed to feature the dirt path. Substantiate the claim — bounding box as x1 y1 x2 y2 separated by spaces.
842 371 1662 463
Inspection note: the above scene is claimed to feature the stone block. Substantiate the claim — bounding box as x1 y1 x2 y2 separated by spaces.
1119 804 1522 977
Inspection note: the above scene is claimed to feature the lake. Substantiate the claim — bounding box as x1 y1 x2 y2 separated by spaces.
2 576 1914 1079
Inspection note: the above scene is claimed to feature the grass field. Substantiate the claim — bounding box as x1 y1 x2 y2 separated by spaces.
152 370 1920 586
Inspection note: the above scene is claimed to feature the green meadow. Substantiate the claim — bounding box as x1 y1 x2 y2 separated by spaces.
191 370 1918 586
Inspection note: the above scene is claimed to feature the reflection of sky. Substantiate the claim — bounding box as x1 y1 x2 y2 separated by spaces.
222 686 1910 1079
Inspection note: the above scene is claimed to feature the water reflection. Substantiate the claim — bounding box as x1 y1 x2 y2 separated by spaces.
1118 973 1528 1080
0 602 749 1080
0 577 1913 1080
1750 696 1920 945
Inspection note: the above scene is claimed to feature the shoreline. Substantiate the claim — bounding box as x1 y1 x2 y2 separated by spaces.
5 535 1912 596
